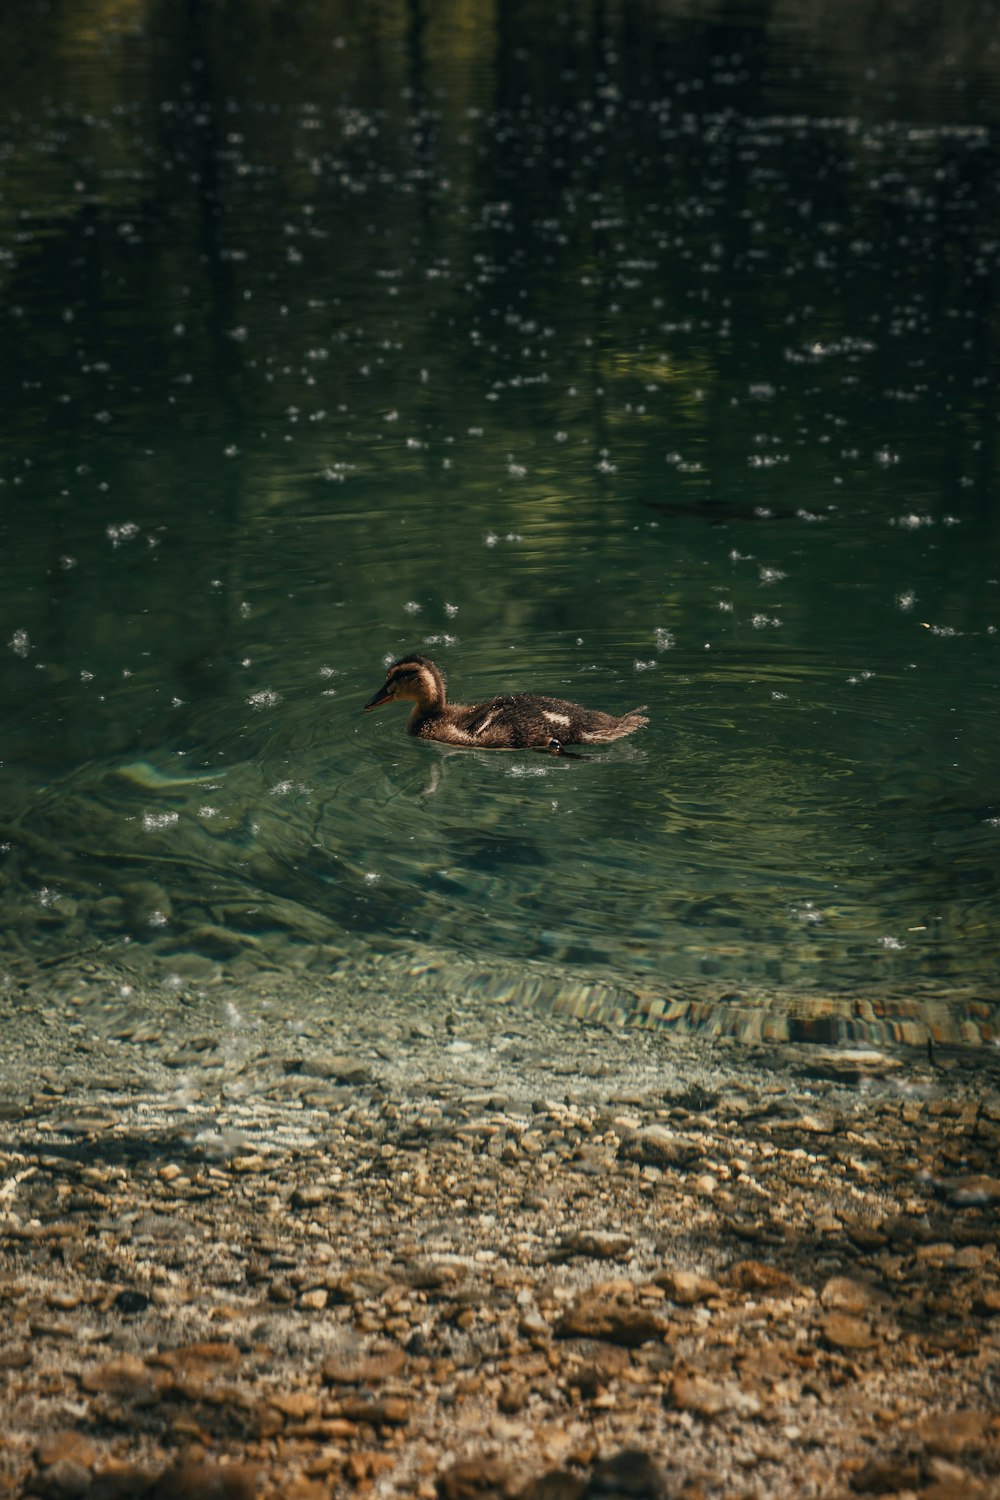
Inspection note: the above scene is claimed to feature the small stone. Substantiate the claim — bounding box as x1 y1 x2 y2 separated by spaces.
36 1433 98 1470
29 1458 92 1499
820 1276 876 1315
849 1456 921 1493
555 1292 666 1347
654 1268 722 1305
584 1448 673 1499
300 1287 328 1310
291 1183 332 1209
726 1260 802 1297
149 1461 258 1499
820 1312 876 1352
114 1289 150 1316
80 1354 157 1402
437 1457 522 1500
617 1126 698 1170
668 1372 733 1418
557 1230 633 1261
321 1348 406 1385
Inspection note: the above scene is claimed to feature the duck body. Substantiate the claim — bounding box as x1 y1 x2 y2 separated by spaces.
364 654 648 754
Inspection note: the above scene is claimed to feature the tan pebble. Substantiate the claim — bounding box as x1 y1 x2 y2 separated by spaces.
819 1312 876 1351
36 1431 98 1470
80 1354 156 1401
820 1275 877 1315
148 1459 258 1499
321 1347 406 1385
436 1457 523 1500
973 1285 1000 1316
158 1164 184 1182
300 1288 328 1311
726 1260 802 1297
555 1291 666 1347
46 1292 82 1312
268 1390 321 1420
919 1409 990 1457
654 1269 722 1305
28 1457 92 1499
336 1395 410 1427
230 1155 267 1173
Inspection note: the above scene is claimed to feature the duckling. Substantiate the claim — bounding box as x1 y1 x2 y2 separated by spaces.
363 654 648 755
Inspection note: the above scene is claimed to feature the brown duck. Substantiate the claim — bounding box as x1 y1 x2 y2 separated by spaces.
364 654 648 755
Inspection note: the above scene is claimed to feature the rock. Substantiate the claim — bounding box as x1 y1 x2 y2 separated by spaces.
820 1276 877 1315
438 1457 523 1500
80 1354 157 1403
557 1230 633 1261
30 1459 92 1499
149 1462 258 1500
617 1126 698 1170
321 1347 406 1385
849 1456 921 1493
654 1268 721 1305
517 1472 585 1500
726 1261 802 1297
334 1395 411 1427
291 1183 332 1208
555 1291 667 1347
584 1449 673 1499
819 1313 877 1352
667 1372 760 1420
36 1433 98 1471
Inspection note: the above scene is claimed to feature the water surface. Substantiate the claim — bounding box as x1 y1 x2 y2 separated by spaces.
2 0 999 1046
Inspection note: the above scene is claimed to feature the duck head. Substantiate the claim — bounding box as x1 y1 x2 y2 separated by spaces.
364 654 447 713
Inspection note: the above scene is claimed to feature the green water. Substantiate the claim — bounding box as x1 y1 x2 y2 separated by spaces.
2 0 999 1043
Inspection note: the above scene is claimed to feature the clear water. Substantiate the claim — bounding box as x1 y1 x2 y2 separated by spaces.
2 0 999 1043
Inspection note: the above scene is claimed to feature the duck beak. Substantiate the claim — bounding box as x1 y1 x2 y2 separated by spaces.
363 682 394 712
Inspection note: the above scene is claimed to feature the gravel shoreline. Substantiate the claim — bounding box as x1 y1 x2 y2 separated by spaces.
2 954 999 1499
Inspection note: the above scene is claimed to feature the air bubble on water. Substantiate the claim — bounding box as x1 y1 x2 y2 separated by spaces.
9 629 29 657
106 521 140 546
270 779 295 797
634 659 656 671
444 603 459 617
246 688 282 709
424 634 457 647
654 628 674 650
896 591 916 611
404 600 422 614
239 601 251 618
772 691 788 700
847 670 875 684
364 872 380 884
892 513 932 529
58 555 77 570
224 444 239 457
758 566 786 583
878 935 906 950
141 810 179 832
751 614 781 628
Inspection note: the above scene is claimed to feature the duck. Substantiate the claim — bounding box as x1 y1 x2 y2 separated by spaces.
363 654 648 755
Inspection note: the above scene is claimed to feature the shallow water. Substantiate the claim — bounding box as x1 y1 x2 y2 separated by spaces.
1 1 999 1044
